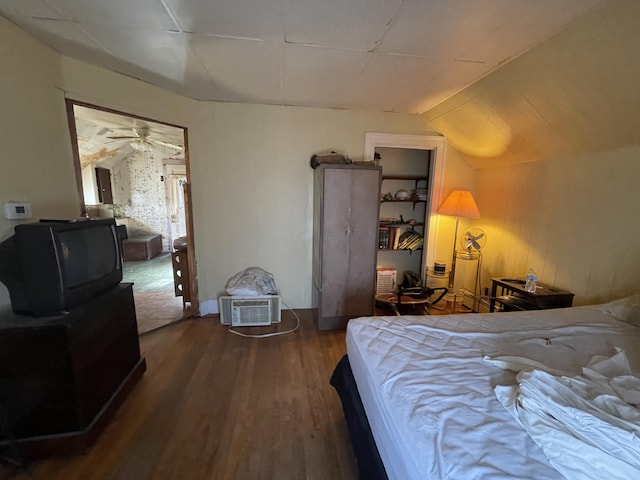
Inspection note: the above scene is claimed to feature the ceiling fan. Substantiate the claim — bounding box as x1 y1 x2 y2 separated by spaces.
107 126 183 152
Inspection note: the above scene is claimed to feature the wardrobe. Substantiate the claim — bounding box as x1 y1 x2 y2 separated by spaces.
312 164 382 330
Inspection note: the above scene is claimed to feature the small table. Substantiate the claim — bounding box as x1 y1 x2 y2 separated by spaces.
375 293 432 316
121 234 162 261
489 278 574 312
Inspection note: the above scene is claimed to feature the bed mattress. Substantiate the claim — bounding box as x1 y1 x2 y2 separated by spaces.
346 300 640 479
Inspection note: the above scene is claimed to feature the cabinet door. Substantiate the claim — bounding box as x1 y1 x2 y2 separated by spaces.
344 168 381 315
319 167 352 318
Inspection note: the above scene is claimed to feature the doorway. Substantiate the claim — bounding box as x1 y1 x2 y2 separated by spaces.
65 100 197 333
364 133 447 282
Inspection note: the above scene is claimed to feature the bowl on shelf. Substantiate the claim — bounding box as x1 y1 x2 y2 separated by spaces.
395 189 410 200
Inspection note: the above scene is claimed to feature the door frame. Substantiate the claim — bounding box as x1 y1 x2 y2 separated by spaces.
364 132 447 282
64 99 199 314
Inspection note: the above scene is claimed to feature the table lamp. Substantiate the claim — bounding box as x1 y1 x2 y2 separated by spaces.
437 190 480 290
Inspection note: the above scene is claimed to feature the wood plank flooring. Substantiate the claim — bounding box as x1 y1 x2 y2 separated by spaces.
133 290 188 335
6 311 357 480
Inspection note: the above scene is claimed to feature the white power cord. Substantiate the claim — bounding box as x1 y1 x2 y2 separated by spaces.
227 296 300 338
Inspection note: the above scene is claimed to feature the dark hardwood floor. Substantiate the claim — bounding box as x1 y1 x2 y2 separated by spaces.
4 311 357 480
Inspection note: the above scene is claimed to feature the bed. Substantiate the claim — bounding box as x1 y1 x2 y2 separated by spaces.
330 295 640 479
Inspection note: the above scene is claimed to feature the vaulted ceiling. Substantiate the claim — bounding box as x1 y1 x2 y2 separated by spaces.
421 0 640 169
0 0 608 115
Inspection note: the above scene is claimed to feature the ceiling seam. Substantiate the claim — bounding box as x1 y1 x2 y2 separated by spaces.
369 0 405 53
158 0 184 33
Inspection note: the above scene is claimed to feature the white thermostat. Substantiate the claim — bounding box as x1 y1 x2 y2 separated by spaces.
4 202 32 220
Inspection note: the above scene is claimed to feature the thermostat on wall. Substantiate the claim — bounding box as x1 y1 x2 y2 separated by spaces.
4 202 32 220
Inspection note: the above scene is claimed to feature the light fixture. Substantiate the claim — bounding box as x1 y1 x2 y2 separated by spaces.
130 140 153 152
437 190 480 290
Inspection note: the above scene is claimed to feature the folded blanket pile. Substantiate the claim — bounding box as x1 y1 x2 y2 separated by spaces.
493 349 640 479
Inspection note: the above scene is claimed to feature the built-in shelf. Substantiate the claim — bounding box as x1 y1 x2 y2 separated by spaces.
380 199 426 204
379 222 425 227
380 174 428 206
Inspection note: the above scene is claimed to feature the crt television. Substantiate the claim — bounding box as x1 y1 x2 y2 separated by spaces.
0 218 122 316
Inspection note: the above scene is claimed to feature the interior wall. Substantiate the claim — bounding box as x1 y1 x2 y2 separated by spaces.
56 50 443 311
0 18 79 239
0 14 474 313
421 0 640 304
0 17 80 308
190 103 438 312
112 149 172 250
435 146 478 277
475 147 640 304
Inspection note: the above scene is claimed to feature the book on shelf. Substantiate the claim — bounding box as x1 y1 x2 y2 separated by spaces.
380 225 423 250
406 235 423 250
388 227 398 250
378 226 390 249
396 230 423 250
392 227 400 249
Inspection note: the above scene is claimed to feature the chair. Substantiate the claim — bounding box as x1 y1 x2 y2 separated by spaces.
375 285 448 316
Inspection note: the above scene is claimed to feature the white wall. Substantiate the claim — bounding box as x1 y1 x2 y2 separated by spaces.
190 103 435 311
475 148 640 304
0 18 79 241
0 18 80 308
112 149 173 250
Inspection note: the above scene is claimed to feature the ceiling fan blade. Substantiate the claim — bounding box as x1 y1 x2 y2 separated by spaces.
107 136 139 140
149 138 183 150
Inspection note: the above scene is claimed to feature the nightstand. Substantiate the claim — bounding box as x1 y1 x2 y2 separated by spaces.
489 278 574 312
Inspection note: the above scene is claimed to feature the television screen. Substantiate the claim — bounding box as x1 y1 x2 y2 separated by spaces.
58 225 119 289
0 218 123 316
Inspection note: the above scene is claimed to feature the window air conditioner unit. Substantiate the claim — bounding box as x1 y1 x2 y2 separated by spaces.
219 295 281 326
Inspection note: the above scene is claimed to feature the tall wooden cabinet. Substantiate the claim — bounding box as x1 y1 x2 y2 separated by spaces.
312 164 382 330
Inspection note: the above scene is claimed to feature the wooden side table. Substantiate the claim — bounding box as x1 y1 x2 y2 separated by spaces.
489 278 574 312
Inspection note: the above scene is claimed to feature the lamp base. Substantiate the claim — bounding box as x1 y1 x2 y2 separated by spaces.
429 289 466 314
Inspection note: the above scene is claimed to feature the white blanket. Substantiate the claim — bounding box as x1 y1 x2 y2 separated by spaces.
346 300 640 479
494 349 640 480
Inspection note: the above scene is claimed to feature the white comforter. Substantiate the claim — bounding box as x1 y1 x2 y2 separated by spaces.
346 300 640 479
494 349 640 479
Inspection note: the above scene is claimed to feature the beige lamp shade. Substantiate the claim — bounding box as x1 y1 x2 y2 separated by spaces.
438 190 480 218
